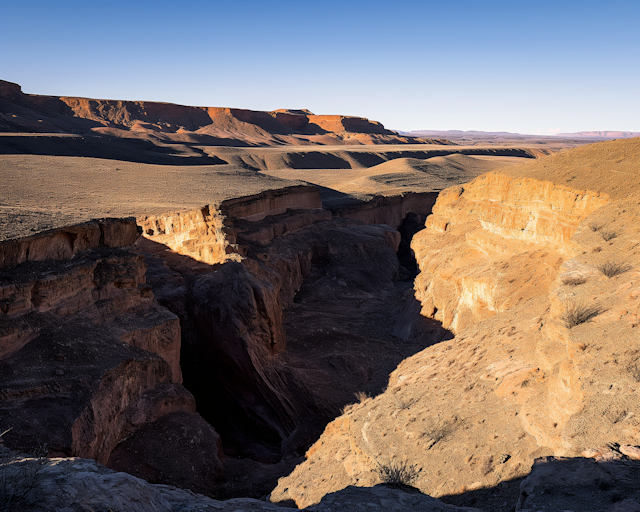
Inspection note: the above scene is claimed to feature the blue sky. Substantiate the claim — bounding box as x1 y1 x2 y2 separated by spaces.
2 0 639 134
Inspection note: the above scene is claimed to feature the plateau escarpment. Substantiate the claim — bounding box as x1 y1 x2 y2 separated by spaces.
272 137 640 511
0 79 441 148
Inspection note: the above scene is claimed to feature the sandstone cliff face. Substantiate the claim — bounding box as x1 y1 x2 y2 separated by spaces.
271 170 640 510
137 186 325 266
2 79 434 146
136 188 445 500
0 220 223 493
412 172 610 332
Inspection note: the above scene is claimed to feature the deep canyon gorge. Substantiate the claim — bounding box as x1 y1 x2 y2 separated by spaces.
1 80 640 511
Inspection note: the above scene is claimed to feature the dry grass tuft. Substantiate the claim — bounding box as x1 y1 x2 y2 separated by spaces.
0 429 53 512
561 301 604 328
562 276 588 286
589 221 604 232
375 459 421 487
600 229 619 242
355 391 370 403
596 260 631 278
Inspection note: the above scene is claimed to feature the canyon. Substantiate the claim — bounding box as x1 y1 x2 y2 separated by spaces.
1 82 640 511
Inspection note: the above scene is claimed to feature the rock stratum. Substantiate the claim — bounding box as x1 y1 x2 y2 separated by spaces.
271 137 640 511
1 123 640 511
0 79 443 148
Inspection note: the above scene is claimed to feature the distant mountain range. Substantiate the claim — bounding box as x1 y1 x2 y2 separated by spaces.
555 131 640 139
399 129 640 141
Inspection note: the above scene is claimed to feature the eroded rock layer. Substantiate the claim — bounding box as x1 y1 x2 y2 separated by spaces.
0 79 442 147
0 219 223 495
272 139 640 511
135 188 446 497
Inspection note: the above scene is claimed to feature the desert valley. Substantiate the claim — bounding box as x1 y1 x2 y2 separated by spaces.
1 78 640 512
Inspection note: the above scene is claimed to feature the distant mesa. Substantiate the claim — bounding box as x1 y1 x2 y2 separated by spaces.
0 79 448 147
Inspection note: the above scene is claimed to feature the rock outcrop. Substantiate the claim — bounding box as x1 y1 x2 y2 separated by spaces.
272 139 640 511
0 79 442 147
0 450 483 511
134 186 448 497
0 219 223 493
412 172 609 332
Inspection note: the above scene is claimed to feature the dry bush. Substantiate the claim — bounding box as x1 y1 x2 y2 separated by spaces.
355 391 370 403
423 417 458 446
393 394 415 410
375 459 421 487
589 221 604 232
0 432 51 512
596 260 631 278
600 229 619 242
562 276 587 286
628 361 640 383
561 301 604 328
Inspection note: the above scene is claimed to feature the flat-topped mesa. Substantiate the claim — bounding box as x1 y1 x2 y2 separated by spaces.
412 172 610 332
137 185 326 266
2 80 431 145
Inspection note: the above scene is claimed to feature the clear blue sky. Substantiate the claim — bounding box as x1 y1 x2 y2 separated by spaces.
2 0 639 134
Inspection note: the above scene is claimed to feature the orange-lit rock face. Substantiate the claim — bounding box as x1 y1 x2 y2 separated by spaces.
273 170 640 509
138 206 235 267
138 186 323 266
412 172 610 332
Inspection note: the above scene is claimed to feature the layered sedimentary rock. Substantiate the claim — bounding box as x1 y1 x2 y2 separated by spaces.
412 172 610 332
272 143 640 510
137 186 325 266
0 79 439 146
0 219 223 492
135 187 446 498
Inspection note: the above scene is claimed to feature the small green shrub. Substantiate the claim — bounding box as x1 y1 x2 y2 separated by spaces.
596 261 631 278
561 301 604 328
376 459 421 487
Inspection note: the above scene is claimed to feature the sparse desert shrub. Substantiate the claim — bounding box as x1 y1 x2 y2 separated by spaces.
0 437 51 511
561 301 604 328
423 417 458 447
393 394 415 410
562 276 587 286
600 229 619 242
596 260 631 278
355 391 370 403
0 457 50 511
628 361 640 383
589 221 604 232
375 459 421 487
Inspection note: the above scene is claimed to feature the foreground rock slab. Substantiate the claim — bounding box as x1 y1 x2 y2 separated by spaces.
517 456 640 512
0 454 479 512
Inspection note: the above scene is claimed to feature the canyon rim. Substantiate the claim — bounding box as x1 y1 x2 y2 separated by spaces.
1 79 640 512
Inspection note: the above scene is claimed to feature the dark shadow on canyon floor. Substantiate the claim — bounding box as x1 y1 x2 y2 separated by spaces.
138 208 453 499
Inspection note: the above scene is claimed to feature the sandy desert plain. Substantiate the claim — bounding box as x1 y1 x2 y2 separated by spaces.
1 79 640 511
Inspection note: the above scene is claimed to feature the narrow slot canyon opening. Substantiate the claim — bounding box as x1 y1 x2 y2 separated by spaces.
139 206 453 500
